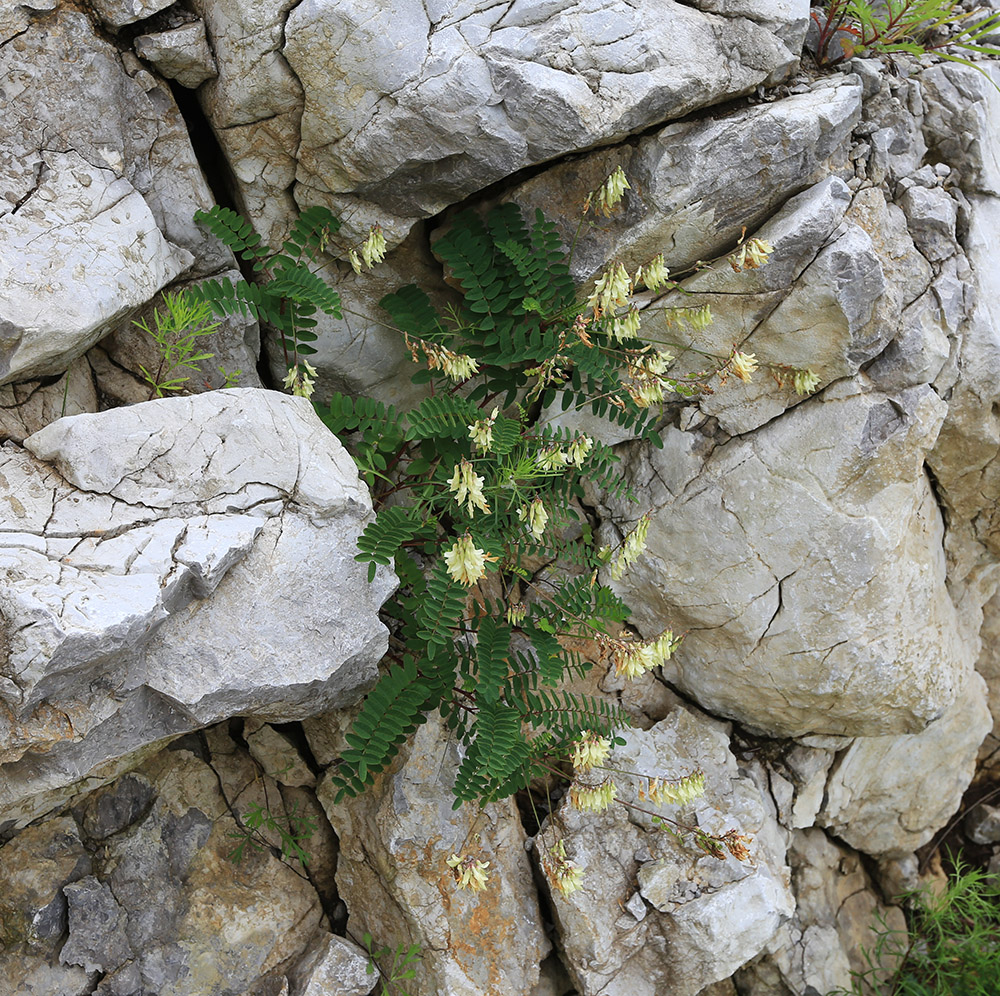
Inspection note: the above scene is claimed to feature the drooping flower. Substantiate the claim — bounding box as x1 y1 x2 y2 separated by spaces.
565 435 594 467
449 459 490 516
537 447 569 473
586 262 632 317
546 840 585 896
729 237 774 272
569 779 617 813
439 350 479 382
729 350 758 383
639 770 706 807
282 359 318 399
609 515 650 581
611 305 642 342
793 369 821 396
506 602 527 626
444 534 488 586
664 304 713 331
348 249 363 274
636 254 670 292
571 732 612 773
720 829 753 862
585 166 631 217
446 853 490 892
468 407 499 451
360 224 387 268
518 498 549 539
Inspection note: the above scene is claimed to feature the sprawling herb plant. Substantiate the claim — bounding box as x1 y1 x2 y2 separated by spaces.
183 170 818 891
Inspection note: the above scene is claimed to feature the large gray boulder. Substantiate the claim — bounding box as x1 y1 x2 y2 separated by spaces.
604 378 969 740
0 7 230 386
0 389 394 829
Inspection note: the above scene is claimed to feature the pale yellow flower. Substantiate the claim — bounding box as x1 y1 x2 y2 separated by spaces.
537 448 569 473
565 435 593 467
609 515 650 581
506 602 527 626
518 498 549 539
444 534 488 587
571 732 612 773
360 225 387 268
639 770 706 807
729 237 774 272
586 262 632 317
446 853 490 892
546 841 585 896
449 459 490 516
729 351 758 383
440 350 479 382
793 369 820 395
348 249 363 274
468 407 498 451
612 306 641 341
636 254 669 292
585 165 630 217
664 304 713 330
282 360 318 399
569 779 617 813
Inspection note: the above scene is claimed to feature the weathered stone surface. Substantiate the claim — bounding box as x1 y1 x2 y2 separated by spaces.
818 672 991 857
1 7 232 384
287 931 371 996
504 75 861 284
318 713 548 996
736 828 906 996
977 587 1000 774
0 150 192 385
60 877 133 975
0 816 94 996
538 706 792 996
604 378 966 739
898 183 959 262
1 728 325 996
245 723 315 789
88 0 175 29
0 390 393 827
0 359 98 445
134 21 218 88
283 0 804 247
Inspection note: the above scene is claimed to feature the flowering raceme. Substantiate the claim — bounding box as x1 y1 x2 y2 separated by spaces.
449 459 490 516
444 534 488 586
447 853 490 892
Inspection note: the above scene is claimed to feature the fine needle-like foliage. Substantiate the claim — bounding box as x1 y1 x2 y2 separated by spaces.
829 858 1000 996
183 167 821 894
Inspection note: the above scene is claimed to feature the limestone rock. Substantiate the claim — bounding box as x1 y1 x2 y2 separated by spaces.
245 724 315 789
0 390 394 828
977 587 1000 774
60 877 133 975
604 378 967 739
1 728 325 996
0 359 98 445
287 931 371 996
818 672 991 857
0 150 192 385
284 0 803 248
0 817 94 996
538 706 792 996
134 21 218 89
736 828 906 996
503 75 861 285
317 713 548 996
88 0 175 29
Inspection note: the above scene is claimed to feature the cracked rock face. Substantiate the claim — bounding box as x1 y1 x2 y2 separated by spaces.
604 378 969 740
0 725 326 996
0 7 229 386
0 389 394 829
317 712 549 996
538 705 792 996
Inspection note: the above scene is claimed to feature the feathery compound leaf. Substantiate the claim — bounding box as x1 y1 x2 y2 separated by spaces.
330 660 431 801
268 260 343 317
404 395 482 441
194 205 272 262
474 616 511 705
415 561 468 649
355 506 425 568
283 205 341 262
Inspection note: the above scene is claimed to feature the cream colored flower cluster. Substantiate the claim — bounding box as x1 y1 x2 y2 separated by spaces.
446 853 490 892
282 360 318 399
606 629 680 680
569 779 617 812
545 840 584 897
570 731 612 773
348 224 387 273
638 770 706 807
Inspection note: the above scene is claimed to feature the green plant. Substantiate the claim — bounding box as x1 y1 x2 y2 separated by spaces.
830 858 1000 996
362 934 421 996
227 800 317 868
188 169 819 891
812 0 1000 72
132 291 223 397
